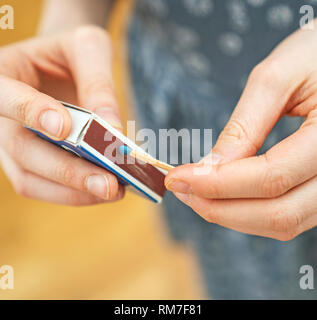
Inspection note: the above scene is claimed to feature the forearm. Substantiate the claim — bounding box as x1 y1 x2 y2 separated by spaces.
38 0 112 35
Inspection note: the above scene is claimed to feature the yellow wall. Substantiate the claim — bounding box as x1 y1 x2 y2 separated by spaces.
0 0 42 46
0 0 204 299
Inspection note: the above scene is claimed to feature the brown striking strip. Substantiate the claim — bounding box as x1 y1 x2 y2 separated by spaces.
83 120 166 197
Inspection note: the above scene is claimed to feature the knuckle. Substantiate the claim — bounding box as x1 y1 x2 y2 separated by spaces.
260 155 291 198
250 59 285 90
221 119 247 142
15 95 29 124
220 119 259 153
262 171 290 198
55 161 76 186
268 205 302 241
15 92 42 126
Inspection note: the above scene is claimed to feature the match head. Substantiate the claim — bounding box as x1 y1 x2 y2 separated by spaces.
118 145 132 156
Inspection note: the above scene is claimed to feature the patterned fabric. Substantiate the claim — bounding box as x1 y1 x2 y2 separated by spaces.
127 0 317 299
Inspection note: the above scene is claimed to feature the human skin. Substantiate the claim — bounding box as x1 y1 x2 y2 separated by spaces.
39 0 111 35
165 20 317 241
0 26 125 205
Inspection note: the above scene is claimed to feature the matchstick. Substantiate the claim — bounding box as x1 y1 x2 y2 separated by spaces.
118 145 174 172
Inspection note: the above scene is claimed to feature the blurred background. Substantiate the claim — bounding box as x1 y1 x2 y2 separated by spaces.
0 0 205 299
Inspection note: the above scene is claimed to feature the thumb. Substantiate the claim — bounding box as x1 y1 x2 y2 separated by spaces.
0 75 72 140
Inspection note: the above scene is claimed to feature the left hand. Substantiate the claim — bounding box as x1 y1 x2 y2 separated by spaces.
0 26 124 206
165 21 317 241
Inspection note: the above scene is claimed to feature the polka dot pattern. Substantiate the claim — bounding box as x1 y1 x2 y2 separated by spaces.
267 4 294 29
129 0 317 300
183 0 214 16
218 32 243 56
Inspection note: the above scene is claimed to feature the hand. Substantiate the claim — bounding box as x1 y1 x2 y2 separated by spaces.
0 26 124 205
165 22 317 241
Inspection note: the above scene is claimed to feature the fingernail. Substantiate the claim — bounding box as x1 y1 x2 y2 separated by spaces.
40 110 63 138
174 192 190 204
94 107 123 130
165 179 191 194
86 174 110 200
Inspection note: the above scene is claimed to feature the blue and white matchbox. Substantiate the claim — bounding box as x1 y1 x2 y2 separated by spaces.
28 102 167 203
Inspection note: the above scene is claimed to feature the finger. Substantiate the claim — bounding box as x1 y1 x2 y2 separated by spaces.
173 173 317 241
166 117 317 199
0 75 72 140
1 120 122 201
211 24 316 164
174 192 283 239
0 148 124 205
61 26 122 130
18 175 124 206
211 61 296 163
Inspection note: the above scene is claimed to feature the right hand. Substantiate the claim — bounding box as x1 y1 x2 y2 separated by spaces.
0 26 125 205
